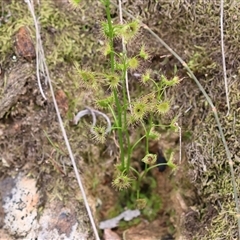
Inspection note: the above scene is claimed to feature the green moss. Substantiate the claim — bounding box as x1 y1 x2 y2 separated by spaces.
187 46 217 75
0 1 34 63
118 217 141 229
186 80 240 238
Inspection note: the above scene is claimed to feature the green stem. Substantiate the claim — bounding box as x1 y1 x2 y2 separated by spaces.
122 54 131 172
105 0 125 166
130 166 140 177
130 134 146 153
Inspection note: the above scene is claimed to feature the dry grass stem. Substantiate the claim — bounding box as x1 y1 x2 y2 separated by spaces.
118 0 132 113
26 1 100 239
220 0 230 116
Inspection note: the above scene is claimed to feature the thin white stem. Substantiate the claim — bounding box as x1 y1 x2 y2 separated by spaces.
25 0 47 100
93 108 112 133
25 1 100 239
86 107 97 133
118 0 132 112
73 109 91 125
74 107 112 134
220 0 230 116
44 64 100 240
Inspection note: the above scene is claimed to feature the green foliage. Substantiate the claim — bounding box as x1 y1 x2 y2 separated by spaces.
68 0 82 9
141 193 161 221
187 46 217 74
129 176 161 221
0 1 34 63
101 0 179 201
118 217 141 229
70 0 179 210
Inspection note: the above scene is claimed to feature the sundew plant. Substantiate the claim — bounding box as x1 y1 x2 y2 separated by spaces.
73 0 178 208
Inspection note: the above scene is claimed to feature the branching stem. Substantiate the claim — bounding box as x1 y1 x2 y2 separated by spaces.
110 1 240 236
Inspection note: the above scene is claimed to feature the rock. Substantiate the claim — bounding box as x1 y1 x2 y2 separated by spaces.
0 173 91 239
2 174 39 237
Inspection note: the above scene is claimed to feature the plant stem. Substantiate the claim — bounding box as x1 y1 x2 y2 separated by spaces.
105 0 125 166
122 54 131 172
